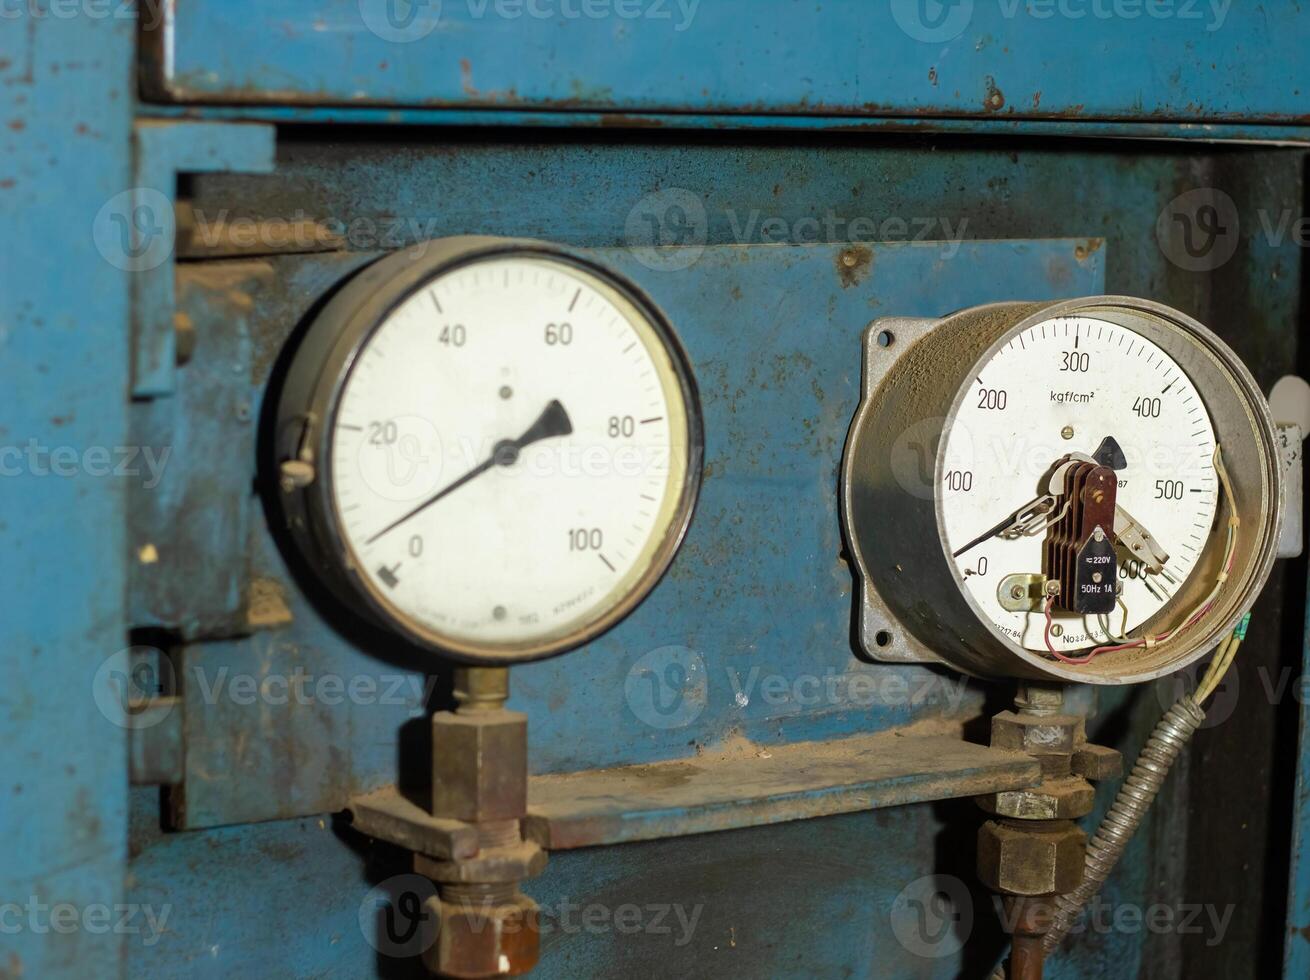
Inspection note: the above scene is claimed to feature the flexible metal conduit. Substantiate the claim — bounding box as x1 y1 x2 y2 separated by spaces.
990 695 1206 979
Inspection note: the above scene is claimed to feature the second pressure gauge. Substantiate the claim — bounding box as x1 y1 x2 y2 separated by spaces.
842 297 1283 685
275 237 703 664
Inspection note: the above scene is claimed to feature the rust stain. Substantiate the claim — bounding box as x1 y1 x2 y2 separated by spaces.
1073 239 1104 262
596 113 665 129
6 119 22 131
836 245 873 289
984 75 1006 112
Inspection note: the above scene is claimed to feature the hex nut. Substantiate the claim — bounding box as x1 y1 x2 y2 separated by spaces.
424 892 539 979
991 711 1084 776
977 821 1086 896
991 711 1081 754
977 776 1096 820
433 710 528 823
1071 743 1123 781
415 842 547 886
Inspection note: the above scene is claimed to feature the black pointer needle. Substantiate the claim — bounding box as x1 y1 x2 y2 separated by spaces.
365 400 573 545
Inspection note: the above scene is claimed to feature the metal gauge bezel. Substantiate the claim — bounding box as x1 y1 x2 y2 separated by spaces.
841 295 1282 684
934 297 1279 682
274 236 705 665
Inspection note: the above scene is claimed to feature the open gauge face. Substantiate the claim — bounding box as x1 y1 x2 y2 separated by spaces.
275 238 703 664
941 316 1220 655
841 296 1283 684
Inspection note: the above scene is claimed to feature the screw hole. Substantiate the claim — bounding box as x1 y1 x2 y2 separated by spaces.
876 330 895 348
875 630 893 647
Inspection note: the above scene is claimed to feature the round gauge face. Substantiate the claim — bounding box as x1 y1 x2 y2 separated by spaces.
323 253 698 658
939 315 1219 654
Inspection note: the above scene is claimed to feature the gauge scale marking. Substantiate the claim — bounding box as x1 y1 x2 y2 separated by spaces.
323 253 696 658
940 316 1219 653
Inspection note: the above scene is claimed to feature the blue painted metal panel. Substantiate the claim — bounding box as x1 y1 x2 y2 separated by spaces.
126 765 1175 980
162 239 1102 831
147 0 1310 123
131 121 275 397
142 103 1310 143
0 12 136 980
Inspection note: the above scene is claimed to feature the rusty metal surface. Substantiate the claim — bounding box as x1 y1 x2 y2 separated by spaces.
159 238 1100 832
128 262 273 638
112 133 1305 979
524 732 1041 850
350 786 482 861
142 1 1310 128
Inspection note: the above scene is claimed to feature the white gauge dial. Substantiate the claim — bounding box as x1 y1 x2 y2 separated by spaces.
940 316 1219 654
325 254 696 656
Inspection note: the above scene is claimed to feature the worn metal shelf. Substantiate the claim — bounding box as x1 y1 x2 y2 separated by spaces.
523 732 1041 850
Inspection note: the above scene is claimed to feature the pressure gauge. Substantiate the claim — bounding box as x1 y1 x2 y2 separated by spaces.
841 297 1283 684
274 237 703 664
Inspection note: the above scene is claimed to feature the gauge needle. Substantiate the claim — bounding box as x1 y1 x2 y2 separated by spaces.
365 399 573 544
952 435 1123 560
951 494 1055 559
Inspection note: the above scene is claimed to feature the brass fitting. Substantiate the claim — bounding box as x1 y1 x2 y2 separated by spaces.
433 710 528 824
977 819 1086 896
977 775 1096 821
422 884 540 979
423 667 543 979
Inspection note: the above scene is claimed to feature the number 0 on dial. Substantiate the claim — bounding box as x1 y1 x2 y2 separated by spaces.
275 239 703 663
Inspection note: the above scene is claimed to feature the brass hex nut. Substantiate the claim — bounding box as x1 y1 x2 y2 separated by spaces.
977 820 1086 896
424 892 539 979
990 711 1082 775
976 775 1096 820
433 710 528 823
415 842 547 886
1071 743 1124 781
